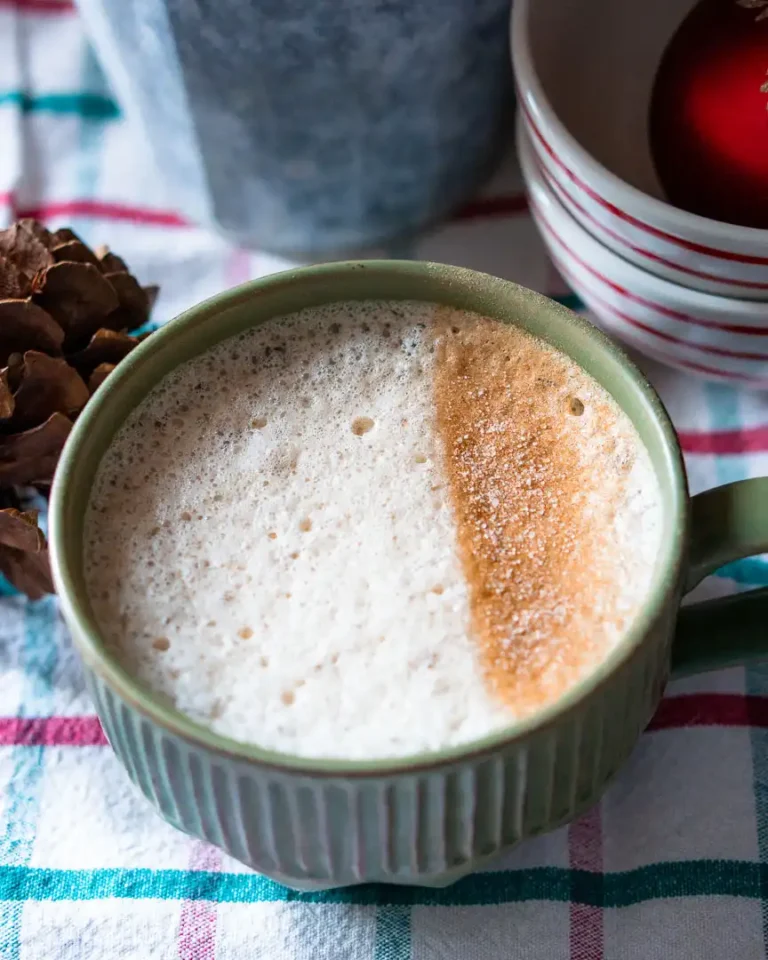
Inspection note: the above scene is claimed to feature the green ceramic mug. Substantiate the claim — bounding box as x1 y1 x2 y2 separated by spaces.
49 261 768 891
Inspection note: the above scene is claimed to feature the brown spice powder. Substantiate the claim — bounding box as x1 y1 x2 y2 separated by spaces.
432 309 633 715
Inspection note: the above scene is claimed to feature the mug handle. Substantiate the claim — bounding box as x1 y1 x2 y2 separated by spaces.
671 477 768 678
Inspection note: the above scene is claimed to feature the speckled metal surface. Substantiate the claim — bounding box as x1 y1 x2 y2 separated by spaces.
77 0 513 253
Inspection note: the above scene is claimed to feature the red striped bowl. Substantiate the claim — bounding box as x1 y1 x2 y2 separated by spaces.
511 0 768 300
518 122 768 388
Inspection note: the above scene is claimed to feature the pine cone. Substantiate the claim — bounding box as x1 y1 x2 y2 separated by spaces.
0 219 158 598
0 488 51 600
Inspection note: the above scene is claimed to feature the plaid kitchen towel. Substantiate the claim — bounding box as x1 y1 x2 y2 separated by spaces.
1 2 768 957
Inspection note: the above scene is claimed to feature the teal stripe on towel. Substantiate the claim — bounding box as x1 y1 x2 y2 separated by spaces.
0 91 119 119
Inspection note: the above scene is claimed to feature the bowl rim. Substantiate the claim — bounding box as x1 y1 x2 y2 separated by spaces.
519 127 768 383
510 0 768 254
517 120 768 320
521 114 768 297
49 260 688 778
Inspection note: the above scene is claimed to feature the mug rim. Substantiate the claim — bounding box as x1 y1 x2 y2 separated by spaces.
49 260 689 777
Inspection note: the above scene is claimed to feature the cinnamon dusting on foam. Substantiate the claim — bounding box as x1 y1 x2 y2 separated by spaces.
432 309 653 714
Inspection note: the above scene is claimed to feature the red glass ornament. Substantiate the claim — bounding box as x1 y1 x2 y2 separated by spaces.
650 0 768 229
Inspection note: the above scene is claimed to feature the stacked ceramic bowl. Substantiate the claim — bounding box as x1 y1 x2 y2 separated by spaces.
512 0 768 387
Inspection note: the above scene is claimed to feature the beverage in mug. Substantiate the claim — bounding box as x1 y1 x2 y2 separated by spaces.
84 300 662 759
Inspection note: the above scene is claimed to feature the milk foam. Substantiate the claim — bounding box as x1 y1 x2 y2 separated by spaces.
84 301 662 759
